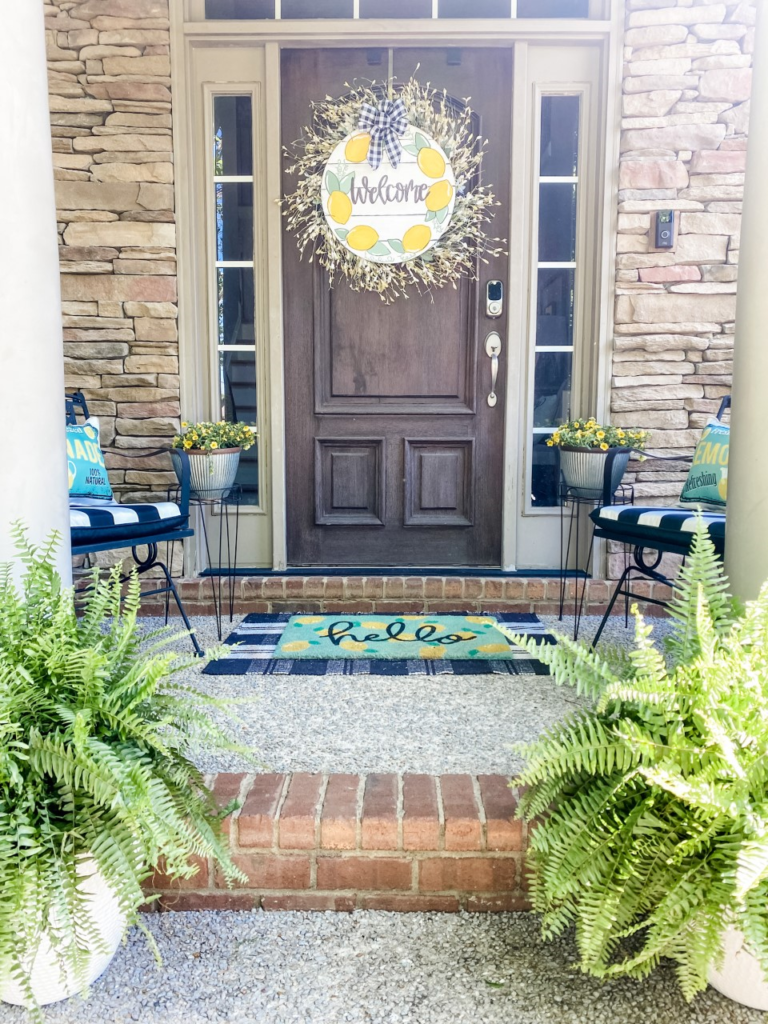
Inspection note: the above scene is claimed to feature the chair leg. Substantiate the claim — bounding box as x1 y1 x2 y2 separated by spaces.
132 544 204 658
591 563 634 648
155 559 204 658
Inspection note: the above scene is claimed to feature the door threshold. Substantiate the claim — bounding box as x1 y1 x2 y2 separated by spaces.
202 567 588 579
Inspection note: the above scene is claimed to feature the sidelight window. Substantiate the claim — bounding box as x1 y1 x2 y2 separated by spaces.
528 94 580 509
211 95 259 502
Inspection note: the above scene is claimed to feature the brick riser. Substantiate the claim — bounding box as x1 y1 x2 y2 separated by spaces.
139 576 672 618
145 773 531 914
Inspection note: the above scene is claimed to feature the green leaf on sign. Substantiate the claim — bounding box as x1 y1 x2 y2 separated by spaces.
339 172 354 194
325 170 341 194
388 239 406 254
414 132 429 151
436 207 448 223
402 144 419 156
335 228 349 240
369 242 391 256
425 210 437 222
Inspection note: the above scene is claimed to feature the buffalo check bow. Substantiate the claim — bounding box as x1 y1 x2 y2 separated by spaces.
357 97 408 170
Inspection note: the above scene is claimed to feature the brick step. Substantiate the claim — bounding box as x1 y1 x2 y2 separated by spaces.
145 773 531 914
139 575 672 617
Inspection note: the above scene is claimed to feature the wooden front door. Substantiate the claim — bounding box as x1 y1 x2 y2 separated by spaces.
282 48 511 567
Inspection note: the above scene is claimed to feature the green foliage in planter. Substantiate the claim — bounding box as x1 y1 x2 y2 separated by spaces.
501 522 768 1000
0 527 248 1014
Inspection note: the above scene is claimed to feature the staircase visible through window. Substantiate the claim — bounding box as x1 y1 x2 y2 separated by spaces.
212 95 259 503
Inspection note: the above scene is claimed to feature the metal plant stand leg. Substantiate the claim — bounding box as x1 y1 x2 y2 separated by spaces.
180 484 242 642
558 481 635 642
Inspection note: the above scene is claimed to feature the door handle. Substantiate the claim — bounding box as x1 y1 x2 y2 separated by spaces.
485 332 502 407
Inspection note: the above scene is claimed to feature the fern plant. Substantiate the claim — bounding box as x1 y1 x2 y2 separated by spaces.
0 526 248 1016
501 520 768 1001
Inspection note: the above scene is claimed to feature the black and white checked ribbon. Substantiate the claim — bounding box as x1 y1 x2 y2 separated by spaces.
357 98 408 170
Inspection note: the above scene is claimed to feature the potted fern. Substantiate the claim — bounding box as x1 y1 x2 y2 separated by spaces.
0 527 248 1018
501 521 768 1010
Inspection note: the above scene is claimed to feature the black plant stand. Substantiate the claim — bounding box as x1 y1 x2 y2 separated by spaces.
170 483 242 641
558 481 634 640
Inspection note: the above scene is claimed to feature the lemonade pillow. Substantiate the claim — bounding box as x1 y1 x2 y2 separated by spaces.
66 417 113 500
679 419 729 512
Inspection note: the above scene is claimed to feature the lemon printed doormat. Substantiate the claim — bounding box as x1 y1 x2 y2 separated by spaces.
277 615 520 661
204 613 553 676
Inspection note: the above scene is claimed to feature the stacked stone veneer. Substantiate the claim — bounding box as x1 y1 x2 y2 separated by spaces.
614 0 754 574
47 0 178 503
46 0 756 578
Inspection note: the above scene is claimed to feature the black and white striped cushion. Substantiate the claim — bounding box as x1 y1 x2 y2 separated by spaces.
591 505 725 554
70 500 187 544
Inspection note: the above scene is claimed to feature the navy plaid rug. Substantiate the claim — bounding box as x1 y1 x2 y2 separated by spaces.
203 613 554 676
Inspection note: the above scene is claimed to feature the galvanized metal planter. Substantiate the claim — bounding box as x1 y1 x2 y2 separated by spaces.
559 445 630 501
177 447 242 499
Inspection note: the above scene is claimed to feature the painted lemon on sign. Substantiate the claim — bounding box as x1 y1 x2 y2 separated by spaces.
344 133 371 163
425 180 453 212
403 224 432 253
327 191 352 225
417 147 446 179
347 225 380 251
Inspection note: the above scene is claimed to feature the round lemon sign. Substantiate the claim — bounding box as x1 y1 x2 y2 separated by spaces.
321 125 456 265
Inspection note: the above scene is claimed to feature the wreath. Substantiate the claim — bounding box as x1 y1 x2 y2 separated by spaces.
283 77 503 302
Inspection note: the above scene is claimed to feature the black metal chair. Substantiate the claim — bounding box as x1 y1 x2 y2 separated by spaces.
589 396 730 647
66 391 203 656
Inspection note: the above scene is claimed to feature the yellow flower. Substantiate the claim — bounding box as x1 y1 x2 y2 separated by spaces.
596 430 605 440
600 442 609 451
546 439 553 447
181 421 188 428
210 441 219 449
183 440 192 449
617 429 625 438
573 421 580 428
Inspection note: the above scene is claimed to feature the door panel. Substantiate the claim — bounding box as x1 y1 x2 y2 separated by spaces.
282 47 512 566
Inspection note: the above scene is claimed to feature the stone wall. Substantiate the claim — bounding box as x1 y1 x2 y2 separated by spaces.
613 0 754 572
47 0 178 502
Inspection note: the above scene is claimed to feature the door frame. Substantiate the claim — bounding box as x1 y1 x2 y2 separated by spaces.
170 0 624 571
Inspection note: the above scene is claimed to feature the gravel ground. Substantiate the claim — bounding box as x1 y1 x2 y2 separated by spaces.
140 611 674 777
0 910 761 1024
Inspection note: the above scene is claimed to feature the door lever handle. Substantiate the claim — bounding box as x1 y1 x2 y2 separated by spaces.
485 332 502 407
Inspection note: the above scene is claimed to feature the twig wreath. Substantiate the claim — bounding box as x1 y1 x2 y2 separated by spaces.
283 77 504 302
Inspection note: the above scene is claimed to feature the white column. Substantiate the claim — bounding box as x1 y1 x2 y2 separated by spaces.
0 2 71 583
725 3 768 601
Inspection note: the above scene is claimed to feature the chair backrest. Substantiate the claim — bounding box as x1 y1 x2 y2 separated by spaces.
65 391 90 425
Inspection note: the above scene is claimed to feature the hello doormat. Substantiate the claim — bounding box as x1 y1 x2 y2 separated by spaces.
203 613 553 676
276 614 516 660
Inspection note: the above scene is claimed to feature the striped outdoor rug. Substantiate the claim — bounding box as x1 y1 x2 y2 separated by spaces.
203 613 554 676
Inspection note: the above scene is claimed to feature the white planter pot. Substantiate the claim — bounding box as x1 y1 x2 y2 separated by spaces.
559 446 630 501
1 859 126 1008
179 447 241 499
708 927 768 1011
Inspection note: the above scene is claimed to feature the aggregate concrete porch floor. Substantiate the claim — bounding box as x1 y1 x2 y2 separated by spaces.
148 613 675 777
3 614 754 1024
0 911 760 1024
